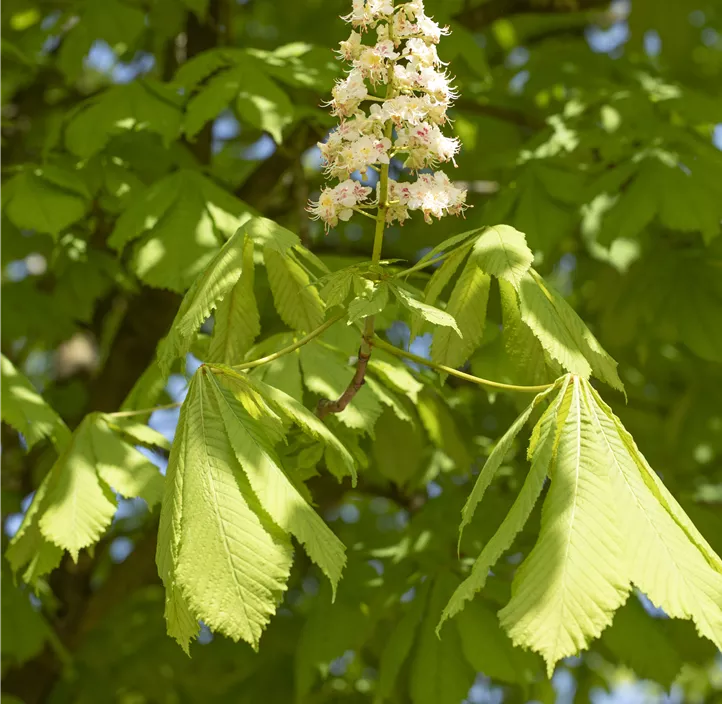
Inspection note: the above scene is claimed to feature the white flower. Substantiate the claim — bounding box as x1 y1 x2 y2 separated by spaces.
330 68 368 117
395 122 459 169
314 0 465 231
405 171 467 223
403 38 443 69
354 39 399 83
337 31 363 61
343 0 394 29
308 179 373 230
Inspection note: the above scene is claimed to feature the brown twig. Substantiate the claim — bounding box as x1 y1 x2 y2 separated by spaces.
316 342 373 418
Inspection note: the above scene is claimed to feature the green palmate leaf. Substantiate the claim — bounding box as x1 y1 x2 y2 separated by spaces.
159 370 293 650
8 414 163 568
393 285 462 337
431 250 490 368
210 372 346 592
250 341 304 401
65 80 183 158
410 246 468 340
583 383 722 652
264 248 325 332
240 372 357 483
366 376 413 424
1 354 71 449
157 228 249 374
417 389 472 473
499 377 631 675
376 583 429 703
458 382 560 545
208 234 261 365
410 573 476 704
108 169 254 292
517 270 623 392
299 342 382 434
439 377 571 629
473 224 534 290
2 165 90 237
372 409 425 488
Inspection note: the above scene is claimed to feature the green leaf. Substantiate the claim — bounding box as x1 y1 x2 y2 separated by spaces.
393 285 462 337
372 409 425 488
38 417 119 561
439 377 570 629
210 372 346 592
320 268 355 308
160 371 293 649
208 234 261 365
2 166 90 237
473 224 534 290
264 248 326 332
410 246 468 340
347 280 389 324
410 573 476 704
411 228 482 272
235 57 294 144
499 279 559 386
108 169 254 292
91 417 165 508
416 389 472 473
584 383 722 652
156 392 200 653
367 350 423 404
5 472 63 586
517 270 623 392
240 372 357 484
104 416 171 451
499 377 631 675
157 227 250 374
430 250 490 368
1 354 71 449
65 80 183 158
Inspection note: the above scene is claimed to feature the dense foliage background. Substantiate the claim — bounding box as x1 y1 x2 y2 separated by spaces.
2 0 722 702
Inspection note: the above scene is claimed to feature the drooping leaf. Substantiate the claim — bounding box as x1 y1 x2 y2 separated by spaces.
160 370 293 650
499 377 631 675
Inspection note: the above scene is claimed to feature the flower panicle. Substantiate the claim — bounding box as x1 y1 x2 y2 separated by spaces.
309 0 468 232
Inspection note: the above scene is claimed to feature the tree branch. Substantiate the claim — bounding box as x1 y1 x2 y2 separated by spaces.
316 343 372 418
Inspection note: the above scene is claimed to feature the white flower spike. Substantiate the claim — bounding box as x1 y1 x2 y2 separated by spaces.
309 0 468 231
